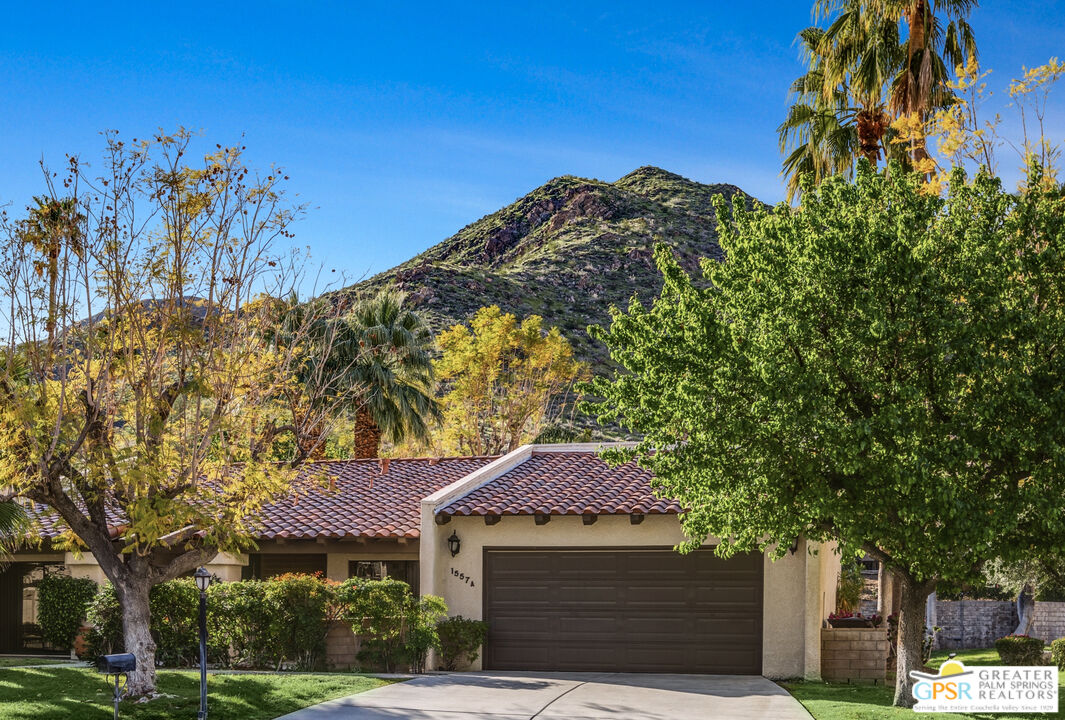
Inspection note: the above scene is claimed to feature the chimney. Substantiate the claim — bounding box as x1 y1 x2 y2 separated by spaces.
379 457 390 475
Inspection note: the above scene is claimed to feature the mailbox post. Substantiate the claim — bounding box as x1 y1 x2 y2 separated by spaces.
194 567 213 720
96 652 135 720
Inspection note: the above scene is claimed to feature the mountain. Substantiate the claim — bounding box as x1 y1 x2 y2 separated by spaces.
344 166 759 370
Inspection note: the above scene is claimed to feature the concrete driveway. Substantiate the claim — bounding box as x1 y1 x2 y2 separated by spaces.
277 672 811 720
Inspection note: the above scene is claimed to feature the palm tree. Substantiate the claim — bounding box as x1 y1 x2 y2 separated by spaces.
781 0 978 196
779 28 861 201
21 197 84 347
0 502 29 559
343 291 440 459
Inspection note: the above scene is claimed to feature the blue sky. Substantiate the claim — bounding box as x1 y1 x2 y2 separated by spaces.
2 2 1063 285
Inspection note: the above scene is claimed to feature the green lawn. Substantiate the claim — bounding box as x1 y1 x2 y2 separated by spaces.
0 659 72 669
0 666 392 720
783 648 1063 720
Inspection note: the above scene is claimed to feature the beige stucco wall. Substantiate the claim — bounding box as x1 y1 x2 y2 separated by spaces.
422 513 828 679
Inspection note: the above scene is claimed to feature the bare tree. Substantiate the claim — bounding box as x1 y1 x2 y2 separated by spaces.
0 129 361 696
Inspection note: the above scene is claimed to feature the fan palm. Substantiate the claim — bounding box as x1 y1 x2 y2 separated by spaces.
782 0 978 197
344 290 440 458
21 197 84 346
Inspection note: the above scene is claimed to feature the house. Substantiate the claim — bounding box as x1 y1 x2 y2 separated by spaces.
5 443 839 679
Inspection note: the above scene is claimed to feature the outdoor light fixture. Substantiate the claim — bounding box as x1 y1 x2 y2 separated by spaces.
447 530 461 557
194 566 212 593
194 567 213 720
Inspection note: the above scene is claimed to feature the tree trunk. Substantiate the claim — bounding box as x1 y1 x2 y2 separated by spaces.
893 574 935 708
352 405 383 459
1016 584 1036 636
115 578 158 698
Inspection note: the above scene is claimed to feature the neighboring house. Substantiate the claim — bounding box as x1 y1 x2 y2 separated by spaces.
4 443 839 679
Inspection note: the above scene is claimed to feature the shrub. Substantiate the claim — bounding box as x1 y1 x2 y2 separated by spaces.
262 573 337 671
83 580 199 666
206 580 271 668
83 583 123 659
337 577 448 672
1050 638 1065 670
407 595 447 673
37 574 98 650
996 635 1045 665
436 616 489 670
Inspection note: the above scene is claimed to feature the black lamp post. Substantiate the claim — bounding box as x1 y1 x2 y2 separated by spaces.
193 567 212 720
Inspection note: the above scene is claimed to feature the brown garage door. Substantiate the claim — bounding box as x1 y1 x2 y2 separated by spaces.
483 548 763 674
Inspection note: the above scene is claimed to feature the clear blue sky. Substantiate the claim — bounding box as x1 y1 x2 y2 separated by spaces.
2 2 1062 284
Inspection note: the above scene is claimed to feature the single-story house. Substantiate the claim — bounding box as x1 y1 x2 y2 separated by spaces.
5 443 839 679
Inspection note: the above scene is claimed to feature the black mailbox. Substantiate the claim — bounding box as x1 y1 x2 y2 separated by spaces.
97 653 136 674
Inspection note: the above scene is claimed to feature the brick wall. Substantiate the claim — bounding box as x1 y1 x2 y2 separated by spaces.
821 627 889 683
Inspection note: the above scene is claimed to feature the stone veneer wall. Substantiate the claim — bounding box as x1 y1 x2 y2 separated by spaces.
821 627 889 684
935 600 1016 650
934 600 1065 649
1032 603 1065 643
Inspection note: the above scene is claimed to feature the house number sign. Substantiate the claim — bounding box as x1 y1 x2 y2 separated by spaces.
450 568 475 587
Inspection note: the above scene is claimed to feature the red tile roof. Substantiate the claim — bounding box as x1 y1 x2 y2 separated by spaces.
31 456 497 540
437 450 681 517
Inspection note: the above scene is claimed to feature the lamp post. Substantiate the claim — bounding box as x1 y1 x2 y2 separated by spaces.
193 567 212 720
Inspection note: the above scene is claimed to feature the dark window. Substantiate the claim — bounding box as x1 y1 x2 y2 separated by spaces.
242 553 327 580
348 560 419 595
0 563 65 654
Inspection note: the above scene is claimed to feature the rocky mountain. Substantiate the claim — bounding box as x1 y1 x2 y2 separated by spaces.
345 166 759 370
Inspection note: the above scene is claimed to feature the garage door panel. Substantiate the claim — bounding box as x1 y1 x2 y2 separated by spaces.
484 548 763 674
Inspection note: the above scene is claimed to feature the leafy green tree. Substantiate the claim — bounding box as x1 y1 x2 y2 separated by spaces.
343 290 439 458
586 164 1065 706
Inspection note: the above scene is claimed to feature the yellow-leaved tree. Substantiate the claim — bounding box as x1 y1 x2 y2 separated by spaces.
431 306 585 456
0 130 361 696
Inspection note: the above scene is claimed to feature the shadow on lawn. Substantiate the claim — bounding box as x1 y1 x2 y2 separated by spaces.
0 666 385 720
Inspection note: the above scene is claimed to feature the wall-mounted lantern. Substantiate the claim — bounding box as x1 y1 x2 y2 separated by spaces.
447 530 461 557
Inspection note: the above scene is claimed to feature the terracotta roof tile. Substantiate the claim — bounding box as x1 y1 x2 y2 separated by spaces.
437 450 680 517
30 456 497 540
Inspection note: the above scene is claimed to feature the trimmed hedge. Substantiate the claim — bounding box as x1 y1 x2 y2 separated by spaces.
995 635 1045 665
1050 638 1065 670
437 615 489 670
53 572 470 672
36 574 98 650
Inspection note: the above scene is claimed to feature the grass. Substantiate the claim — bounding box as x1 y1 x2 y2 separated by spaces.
0 666 392 719
783 648 1063 720
0 659 71 669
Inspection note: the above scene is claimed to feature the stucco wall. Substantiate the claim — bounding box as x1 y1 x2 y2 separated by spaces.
422 513 822 679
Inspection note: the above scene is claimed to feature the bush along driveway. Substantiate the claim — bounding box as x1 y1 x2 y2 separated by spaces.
0 666 392 720
783 649 1065 720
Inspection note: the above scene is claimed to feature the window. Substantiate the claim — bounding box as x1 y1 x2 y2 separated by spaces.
348 560 419 595
241 553 327 580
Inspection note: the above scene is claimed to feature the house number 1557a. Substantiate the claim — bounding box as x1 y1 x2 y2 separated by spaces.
450 568 475 587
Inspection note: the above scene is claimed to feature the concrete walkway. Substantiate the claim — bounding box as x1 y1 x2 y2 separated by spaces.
277 672 812 720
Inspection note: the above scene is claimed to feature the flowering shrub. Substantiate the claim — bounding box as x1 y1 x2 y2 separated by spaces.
827 611 882 627
995 635 1045 665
